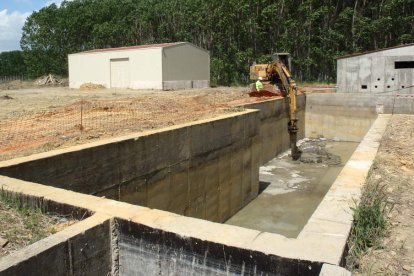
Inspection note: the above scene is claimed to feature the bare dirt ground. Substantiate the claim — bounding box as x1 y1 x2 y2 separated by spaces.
355 114 414 275
0 86 270 161
0 82 329 161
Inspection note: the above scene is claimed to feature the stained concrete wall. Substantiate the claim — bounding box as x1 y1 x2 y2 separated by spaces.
0 110 261 223
0 214 112 276
242 95 306 165
337 44 414 93
117 218 321 275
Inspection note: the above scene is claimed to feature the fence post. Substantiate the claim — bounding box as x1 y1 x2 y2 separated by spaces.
80 99 84 132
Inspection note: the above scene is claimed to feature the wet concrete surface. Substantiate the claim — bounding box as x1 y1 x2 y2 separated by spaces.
225 139 359 238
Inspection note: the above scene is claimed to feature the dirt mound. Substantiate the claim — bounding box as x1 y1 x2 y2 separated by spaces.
248 90 282 98
80 83 105 90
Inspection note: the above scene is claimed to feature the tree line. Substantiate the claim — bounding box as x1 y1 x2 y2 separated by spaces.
2 0 414 84
0 51 27 77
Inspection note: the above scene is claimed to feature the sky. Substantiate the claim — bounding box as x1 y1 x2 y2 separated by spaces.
0 0 64 52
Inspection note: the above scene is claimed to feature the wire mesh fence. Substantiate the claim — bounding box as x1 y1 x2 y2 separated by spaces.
0 76 27 82
0 99 163 159
0 96 224 160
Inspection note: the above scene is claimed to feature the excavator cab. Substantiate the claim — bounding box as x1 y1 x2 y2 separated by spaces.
272 53 291 71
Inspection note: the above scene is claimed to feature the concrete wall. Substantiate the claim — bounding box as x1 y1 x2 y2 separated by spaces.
162 43 210 90
337 44 414 93
117 218 320 275
242 95 306 165
0 110 261 223
0 214 112 276
306 93 414 142
305 93 378 142
69 48 163 89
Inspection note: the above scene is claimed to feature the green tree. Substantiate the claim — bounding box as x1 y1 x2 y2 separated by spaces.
0 51 27 77
19 0 414 83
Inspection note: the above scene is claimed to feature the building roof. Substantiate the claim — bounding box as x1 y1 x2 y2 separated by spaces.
336 43 414 60
78 42 183 54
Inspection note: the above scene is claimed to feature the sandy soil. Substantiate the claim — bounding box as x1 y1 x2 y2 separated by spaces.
355 114 414 275
0 86 273 161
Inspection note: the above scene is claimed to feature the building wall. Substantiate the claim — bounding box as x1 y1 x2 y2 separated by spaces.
68 48 163 89
162 43 210 90
69 43 211 90
337 45 414 93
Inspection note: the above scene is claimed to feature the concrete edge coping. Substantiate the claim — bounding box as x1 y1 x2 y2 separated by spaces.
0 108 260 168
319 263 351 276
297 114 391 264
0 213 111 271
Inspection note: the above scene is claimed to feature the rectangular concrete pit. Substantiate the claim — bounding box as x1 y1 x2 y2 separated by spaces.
1 93 409 275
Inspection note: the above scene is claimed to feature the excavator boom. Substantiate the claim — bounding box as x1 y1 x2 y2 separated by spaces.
250 61 301 160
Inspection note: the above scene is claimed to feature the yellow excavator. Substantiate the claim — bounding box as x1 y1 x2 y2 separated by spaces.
249 55 301 160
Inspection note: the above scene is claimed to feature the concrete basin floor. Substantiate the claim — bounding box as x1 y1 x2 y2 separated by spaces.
225 139 359 238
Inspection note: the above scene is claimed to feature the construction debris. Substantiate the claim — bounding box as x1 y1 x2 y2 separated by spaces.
80 83 105 90
36 74 62 86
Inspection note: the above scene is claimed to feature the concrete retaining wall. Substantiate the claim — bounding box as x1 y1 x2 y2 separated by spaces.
242 95 306 165
306 93 378 142
117 218 320 275
306 93 414 142
0 214 112 275
0 110 261 223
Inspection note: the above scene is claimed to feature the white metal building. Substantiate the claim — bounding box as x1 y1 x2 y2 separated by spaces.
336 43 414 93
68 42 210 90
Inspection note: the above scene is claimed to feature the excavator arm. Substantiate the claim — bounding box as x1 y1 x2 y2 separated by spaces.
250 61 301 160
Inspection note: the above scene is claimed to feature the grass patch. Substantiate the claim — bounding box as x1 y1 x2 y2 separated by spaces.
224 106 246 113
0 189 76 257
346 169 394 271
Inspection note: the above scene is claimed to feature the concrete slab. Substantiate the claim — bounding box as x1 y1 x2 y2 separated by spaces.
319 263 351 276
